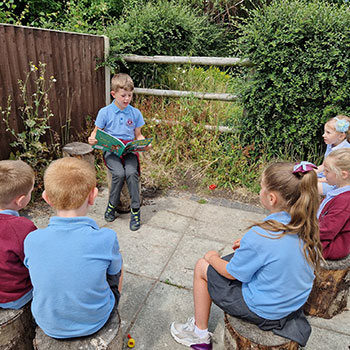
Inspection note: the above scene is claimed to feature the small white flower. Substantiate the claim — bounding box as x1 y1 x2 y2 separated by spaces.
52 79 57 82
173 77 176 80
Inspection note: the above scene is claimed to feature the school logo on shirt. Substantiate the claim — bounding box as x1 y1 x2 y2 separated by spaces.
127 119 134 127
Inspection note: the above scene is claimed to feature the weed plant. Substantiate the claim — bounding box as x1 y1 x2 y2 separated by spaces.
134 66 267 194
0 62 60 197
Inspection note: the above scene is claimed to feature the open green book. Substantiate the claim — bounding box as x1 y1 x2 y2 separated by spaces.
92 129 152 157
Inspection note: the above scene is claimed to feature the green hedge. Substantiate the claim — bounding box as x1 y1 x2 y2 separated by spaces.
238 0 350 160
105 0 228 86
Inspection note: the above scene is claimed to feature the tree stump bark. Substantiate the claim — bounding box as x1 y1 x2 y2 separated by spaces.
106 170 142 213
224 314 299 350
304 254 350 319
62 142 95 168
0 304 36 350
33 308 122 350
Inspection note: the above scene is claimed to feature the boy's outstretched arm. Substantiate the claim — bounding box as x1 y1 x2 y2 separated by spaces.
204 250 236 280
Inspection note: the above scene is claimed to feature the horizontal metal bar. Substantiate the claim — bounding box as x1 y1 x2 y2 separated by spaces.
134 88 238 101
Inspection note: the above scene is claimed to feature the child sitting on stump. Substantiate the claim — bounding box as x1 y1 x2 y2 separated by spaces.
0 160 36 310
171 161 323 349
317 148 350 260
88 73 151 231
24 157 123 338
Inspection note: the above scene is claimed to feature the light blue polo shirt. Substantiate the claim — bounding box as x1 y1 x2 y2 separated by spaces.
226 211 314 320
24 216 122 338
95 102 145 140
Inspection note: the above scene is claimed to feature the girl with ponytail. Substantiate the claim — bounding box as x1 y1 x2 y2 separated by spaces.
170 161 323 350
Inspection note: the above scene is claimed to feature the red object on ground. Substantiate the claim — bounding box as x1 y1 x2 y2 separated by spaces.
209 184 217 190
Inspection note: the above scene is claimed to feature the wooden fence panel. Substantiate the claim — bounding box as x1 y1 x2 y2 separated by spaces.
0 24 107 160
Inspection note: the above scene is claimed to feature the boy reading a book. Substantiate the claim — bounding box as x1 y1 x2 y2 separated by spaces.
0 160 36 309
24 158 123 338
88 73 150 231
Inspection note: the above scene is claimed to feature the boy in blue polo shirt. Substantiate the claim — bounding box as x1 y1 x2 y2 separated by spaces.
88 73 151 231
24 157 123 339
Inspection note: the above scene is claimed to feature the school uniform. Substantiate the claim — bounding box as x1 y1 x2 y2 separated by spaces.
207 212 314 346
317 186 350 259
95 101 145 209
0 210 35 309
24 216 122 338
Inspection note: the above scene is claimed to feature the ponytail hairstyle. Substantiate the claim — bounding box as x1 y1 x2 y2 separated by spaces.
253 162 323 274
326 115 350 142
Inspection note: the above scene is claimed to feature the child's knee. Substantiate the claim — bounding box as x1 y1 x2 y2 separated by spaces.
111 169 125 181
125 167 138 179
194 258 209 277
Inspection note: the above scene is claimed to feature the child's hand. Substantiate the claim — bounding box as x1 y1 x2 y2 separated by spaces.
204 250 220 264
232 239 241 251
88 136 98 145
143 144 152 151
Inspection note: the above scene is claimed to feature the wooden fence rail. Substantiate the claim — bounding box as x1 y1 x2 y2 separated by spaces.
122 55 252 67
121 54 248 102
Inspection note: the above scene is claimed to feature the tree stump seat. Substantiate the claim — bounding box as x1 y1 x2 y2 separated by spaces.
304 254 350 319
33 308 123 350
0 304 36 350
224 313 299 350
62 142 95 167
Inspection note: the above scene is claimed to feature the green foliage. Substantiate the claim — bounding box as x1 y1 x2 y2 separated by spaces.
0 62 60 196
237 0 350 161
104 0 228 86
135 66 264 193
0 0 123 32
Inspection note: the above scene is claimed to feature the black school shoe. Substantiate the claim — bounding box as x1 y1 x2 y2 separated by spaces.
130 209 141 231
105 202 117 222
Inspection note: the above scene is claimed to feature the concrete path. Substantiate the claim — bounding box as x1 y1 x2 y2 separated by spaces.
31 187 350 350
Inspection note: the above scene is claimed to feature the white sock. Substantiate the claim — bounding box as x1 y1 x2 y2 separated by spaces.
194 324 209 338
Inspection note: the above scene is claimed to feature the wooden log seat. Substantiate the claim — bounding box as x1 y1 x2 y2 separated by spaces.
62 142 95 167
224 313 299 350
0 304 36 350
33 308 122 350
304 254 350 319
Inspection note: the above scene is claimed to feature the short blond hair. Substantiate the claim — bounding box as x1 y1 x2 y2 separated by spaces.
44 157 96 210
326 114 350 142
0 160 35 206
326 148 350 176
111 73 134 92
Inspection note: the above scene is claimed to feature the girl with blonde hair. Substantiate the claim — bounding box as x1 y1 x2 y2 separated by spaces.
318 148 350 259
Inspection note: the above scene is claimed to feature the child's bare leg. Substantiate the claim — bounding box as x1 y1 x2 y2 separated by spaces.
118 267 124 292
193 258 212 330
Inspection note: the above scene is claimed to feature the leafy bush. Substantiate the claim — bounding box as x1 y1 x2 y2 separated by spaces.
104 0 228 86
237 0 350 160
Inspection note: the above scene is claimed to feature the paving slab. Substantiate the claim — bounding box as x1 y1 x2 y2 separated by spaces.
160 235 227 289
187 203 265 243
